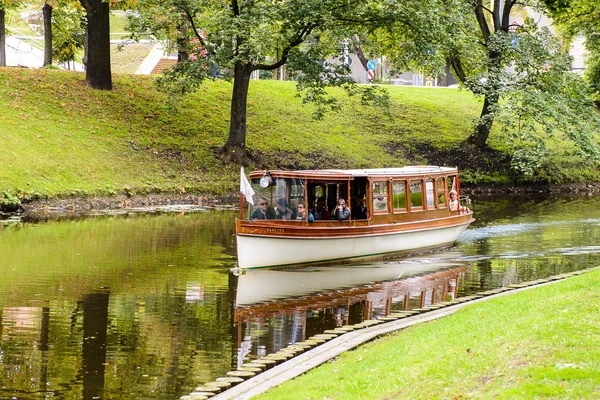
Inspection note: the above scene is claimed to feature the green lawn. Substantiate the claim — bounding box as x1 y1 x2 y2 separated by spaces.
256 268 600 399
0 67 597 202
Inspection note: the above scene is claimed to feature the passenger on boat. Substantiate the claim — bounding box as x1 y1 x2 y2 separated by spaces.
449 190 459 211
313 197 331 220
276 198 294 220
332 198 350 221
449 190 470 213
250 197 276 220
351 197 369 220
295 203 314 222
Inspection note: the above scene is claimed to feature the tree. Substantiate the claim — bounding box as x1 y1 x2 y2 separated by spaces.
0 0 23 67
130 0 389 164
373 0 598 172
43 2 53 66
451 0 519 147
0 5 5 67
79 0 112 89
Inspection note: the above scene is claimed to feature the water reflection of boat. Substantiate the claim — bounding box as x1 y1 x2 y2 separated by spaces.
236 258 467 306
234 260 469 357
237 166 473 269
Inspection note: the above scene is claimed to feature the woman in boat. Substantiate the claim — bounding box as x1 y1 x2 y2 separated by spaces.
449 190 460 211
295 203 314 222
449 190 471 213
331 198 350 221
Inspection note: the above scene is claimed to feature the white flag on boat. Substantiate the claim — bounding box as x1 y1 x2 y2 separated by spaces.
240 167 255 205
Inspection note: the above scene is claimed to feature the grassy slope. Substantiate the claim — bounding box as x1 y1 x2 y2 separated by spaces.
256 268 600 400
0 67 596 200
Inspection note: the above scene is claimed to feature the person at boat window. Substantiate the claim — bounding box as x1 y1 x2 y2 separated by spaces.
351 196 369 220
449 190 471 213
332 198 350 221
276 198 294 220
250 197 276 220
313 197 331 220
295 203 314 222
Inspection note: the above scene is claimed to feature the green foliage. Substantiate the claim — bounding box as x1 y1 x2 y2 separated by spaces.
493 25 600 175
543 0 600 96
51 2 85 63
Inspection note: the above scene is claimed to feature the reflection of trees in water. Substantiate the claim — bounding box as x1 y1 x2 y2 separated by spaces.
0 210 238 305
82 292 109 400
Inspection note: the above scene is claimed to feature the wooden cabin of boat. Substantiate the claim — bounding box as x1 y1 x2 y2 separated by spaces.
236 166 473 269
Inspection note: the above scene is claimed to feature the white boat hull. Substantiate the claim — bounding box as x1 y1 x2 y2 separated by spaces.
236 221 471 269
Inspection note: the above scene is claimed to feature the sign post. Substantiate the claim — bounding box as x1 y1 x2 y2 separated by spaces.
367 60 376 82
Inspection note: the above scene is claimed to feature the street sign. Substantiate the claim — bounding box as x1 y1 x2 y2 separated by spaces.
367 70 374 81
367 60 376 70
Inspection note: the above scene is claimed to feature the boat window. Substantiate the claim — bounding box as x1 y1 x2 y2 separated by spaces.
392 181 407 212
247 177 306 220
425 179 435 209
409 180 423 211
437 178 446 208
372 181 389 214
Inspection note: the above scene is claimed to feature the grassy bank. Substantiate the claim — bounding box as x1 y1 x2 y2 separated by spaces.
1 67 597 204
255 268 600 399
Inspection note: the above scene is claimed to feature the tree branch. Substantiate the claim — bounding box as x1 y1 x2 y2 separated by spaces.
252 24 316 71
493 0 501 31
449 54 467 84
180 5 207 49
474 0 491 41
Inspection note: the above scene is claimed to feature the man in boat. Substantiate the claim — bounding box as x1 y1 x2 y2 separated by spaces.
250 197 276 220
276 198 294 220
351 196 369 220
313 197 331 220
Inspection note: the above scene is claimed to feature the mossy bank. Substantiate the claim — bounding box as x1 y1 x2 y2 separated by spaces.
1 67 598 214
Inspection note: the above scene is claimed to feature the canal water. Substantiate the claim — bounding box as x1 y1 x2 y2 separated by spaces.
1 195 600 399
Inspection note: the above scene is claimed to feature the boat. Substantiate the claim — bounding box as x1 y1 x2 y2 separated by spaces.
236 166 473 270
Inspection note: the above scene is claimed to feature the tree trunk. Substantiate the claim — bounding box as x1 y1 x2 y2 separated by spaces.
177 16 189 62
469 93 497 147
79 0 112 90
219 61 252 164
43 3 53 66
352 37 369 72
0 9 6 67
468 48 502 148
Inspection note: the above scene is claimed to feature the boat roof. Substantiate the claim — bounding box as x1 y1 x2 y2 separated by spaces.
249 166 458 180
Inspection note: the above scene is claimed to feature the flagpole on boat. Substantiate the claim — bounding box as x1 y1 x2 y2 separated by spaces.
239 192 244 220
